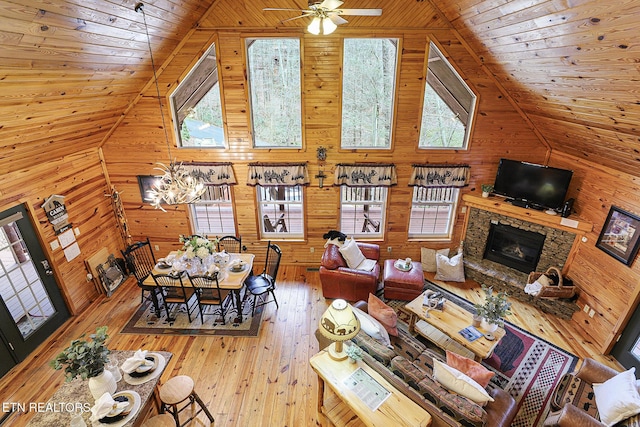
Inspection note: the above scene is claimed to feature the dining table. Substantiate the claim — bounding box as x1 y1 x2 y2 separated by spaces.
143 252 255 323
26 350 171 427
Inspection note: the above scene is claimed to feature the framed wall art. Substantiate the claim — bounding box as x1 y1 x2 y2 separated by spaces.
596 206 640 265
137 175 160 203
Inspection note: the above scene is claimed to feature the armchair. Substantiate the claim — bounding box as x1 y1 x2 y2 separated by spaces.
319 242 380 302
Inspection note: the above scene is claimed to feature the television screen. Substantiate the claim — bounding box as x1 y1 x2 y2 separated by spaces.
493 159 573 210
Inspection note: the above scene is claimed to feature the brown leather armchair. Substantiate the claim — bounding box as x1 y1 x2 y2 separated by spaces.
319 242 380 302
544 358 625 427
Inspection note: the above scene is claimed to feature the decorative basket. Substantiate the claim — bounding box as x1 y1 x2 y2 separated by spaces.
527 266 576 299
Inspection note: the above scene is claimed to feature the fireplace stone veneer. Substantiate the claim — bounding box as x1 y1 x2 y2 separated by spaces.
463 207 580 319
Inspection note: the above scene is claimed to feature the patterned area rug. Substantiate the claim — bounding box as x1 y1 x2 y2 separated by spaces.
387 281 578 427
121 297 263 337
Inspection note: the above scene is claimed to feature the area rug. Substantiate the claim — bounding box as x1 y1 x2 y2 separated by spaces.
387 281 578 427
121 298 263 337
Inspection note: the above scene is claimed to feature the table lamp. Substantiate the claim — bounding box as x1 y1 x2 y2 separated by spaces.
318 299 361 361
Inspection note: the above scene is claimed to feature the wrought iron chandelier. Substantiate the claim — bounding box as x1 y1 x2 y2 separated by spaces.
135 3 205 211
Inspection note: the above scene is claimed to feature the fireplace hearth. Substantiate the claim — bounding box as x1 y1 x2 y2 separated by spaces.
484 223 546 273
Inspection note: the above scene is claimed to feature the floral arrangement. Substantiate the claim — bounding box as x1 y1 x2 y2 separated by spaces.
474 285 512 326
345 343 363 361
50 326 110 381
179 235 217 260
481 184 494 193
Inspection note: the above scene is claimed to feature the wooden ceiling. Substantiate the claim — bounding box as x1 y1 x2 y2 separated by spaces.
1 0 638 174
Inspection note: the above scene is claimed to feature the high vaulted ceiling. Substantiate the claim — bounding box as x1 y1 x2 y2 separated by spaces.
1 0 638 174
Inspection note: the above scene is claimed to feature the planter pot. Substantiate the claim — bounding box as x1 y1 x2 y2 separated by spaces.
348 357 358 364
472 315 482 328
482 191 490 198
481 318 499 333
88 369 117 400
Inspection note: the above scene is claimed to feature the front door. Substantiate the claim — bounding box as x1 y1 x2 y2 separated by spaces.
611 301 640 372
0 204 70 367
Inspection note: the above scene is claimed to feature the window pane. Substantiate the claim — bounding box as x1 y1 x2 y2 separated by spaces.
171 42 225 147
340 187 387 238
341 38 398 149
419 42 476 149
408 187 459 239
258 186 304 238
246 38 302 148
189 185 236 235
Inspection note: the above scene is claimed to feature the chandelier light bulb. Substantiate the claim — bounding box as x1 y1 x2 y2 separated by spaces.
322 18 337 35
308 17 321 35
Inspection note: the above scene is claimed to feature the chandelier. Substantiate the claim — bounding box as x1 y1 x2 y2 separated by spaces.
136 3 205 211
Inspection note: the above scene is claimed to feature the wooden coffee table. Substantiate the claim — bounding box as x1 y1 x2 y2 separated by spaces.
310 346 432 427
405 291 505 361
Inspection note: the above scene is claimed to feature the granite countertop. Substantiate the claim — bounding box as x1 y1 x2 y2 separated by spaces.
26 350 172 427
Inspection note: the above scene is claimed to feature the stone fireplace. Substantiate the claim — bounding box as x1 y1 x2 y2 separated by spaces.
463 206 580 319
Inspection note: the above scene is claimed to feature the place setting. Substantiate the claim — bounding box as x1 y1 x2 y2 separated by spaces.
121 349 166 386
89 390 141 427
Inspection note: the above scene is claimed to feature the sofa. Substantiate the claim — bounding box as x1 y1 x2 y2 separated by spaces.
315 301 518 427
319 242 380 302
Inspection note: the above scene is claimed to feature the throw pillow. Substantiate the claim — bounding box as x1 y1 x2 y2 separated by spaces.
339 238 366 270
433 359 494 405
434 252 465 282
446 350 494 388
593 368 640 426
368 293 398 336
421 248 450 273
352 306 392 348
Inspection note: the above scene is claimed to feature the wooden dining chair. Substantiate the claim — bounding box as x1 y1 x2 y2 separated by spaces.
243 242 281 316
121 238 161 315
152 273 198 323
188 272 233 324
217 235 242 253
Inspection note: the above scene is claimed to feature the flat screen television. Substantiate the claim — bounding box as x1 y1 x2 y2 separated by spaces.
493 159 573 211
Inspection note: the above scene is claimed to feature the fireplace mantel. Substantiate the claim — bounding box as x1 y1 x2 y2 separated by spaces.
462 194 592 235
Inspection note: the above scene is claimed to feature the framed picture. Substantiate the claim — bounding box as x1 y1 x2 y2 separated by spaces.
596 206 640 265
137 175 161 203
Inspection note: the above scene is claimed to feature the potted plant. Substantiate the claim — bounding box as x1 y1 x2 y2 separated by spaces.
50 326 116 399
474 285 512 332
481 184 494 198
345 343 363 364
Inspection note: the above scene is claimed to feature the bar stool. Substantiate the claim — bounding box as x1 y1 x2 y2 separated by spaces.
141 413 175 427
159 375 215 426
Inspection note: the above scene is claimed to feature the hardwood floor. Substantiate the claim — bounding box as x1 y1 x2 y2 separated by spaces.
0 266 621 426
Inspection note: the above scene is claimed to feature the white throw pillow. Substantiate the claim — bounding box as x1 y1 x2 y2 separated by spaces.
339 238 366 270
593 368 640 426
434 252 465 282
433 359 494 405
352 306 392 348
421 248 450 273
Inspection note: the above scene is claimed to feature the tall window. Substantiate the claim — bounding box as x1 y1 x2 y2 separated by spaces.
170 42 225 147
341 38 399 149
408 187 459 239
419 42 477 149
189 185 236 236
246 38 302 148
340 187 387 239
258 186 304 238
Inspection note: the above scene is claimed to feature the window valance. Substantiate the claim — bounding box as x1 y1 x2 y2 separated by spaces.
334 164 397 187
247 163 310 187
183 162 237 186
409 164 470 188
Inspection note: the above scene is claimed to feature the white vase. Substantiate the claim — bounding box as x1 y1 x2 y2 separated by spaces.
482 191 490 198
88 369 117 400
481 318 499 333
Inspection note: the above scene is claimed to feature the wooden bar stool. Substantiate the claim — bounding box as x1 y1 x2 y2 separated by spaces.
141 413 175 427
159 375 215 426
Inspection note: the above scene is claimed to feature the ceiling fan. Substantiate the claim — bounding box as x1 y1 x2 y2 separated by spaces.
264 0 382 35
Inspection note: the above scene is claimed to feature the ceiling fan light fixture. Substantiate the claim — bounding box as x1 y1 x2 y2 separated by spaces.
308 16 322 34
322 17 337 34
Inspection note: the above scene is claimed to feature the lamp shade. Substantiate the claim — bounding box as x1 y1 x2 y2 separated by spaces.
322 17 337 35
307 17 321 35
318 299 360 343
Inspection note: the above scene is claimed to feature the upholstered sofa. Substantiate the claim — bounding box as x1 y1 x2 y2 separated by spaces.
315 302 518 427
319 242 380 302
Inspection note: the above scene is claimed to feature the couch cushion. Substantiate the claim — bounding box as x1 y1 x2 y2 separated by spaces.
352 305 391 347
550 373 599 419
321 244 346 270
368 293 398 336
391 328 426 361
433 359 494 405
594 368 640 426
446 350 495 388
339 238 366 269
351 332 395 366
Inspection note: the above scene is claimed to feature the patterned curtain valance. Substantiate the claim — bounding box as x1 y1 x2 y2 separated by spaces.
334 164 397 187
247 163 310 187
183 162 237 186
409 164 470 188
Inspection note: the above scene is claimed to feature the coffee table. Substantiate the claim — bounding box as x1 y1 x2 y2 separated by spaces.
405 291 505 361
310 346 432 427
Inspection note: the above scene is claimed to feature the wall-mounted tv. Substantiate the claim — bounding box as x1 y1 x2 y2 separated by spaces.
493 159 573 211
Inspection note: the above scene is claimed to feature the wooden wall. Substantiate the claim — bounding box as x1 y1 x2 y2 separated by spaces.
101 26 547 268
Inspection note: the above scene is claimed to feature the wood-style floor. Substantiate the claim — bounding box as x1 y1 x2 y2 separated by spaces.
0 266 621 426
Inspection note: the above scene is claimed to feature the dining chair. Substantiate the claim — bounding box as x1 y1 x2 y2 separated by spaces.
121 238 161 315
217 235 242 253
152 273 198 323
188 272 233 324
243 242 281 316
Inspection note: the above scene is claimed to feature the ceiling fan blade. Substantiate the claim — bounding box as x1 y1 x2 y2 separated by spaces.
263 8 308 12
338 8 383 16
328 14 349 25
280 14 313 23
320 0 344 10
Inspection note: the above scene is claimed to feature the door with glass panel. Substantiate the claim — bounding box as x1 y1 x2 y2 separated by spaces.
611 301 640 372
0 204 70 369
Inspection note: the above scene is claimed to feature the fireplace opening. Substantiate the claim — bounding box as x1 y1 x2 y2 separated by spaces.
483 223 546 273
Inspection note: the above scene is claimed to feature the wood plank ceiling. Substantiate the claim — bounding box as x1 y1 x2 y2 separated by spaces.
0 0 638 174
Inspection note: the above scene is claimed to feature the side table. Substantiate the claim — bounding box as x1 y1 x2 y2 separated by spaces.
383 259 424 301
